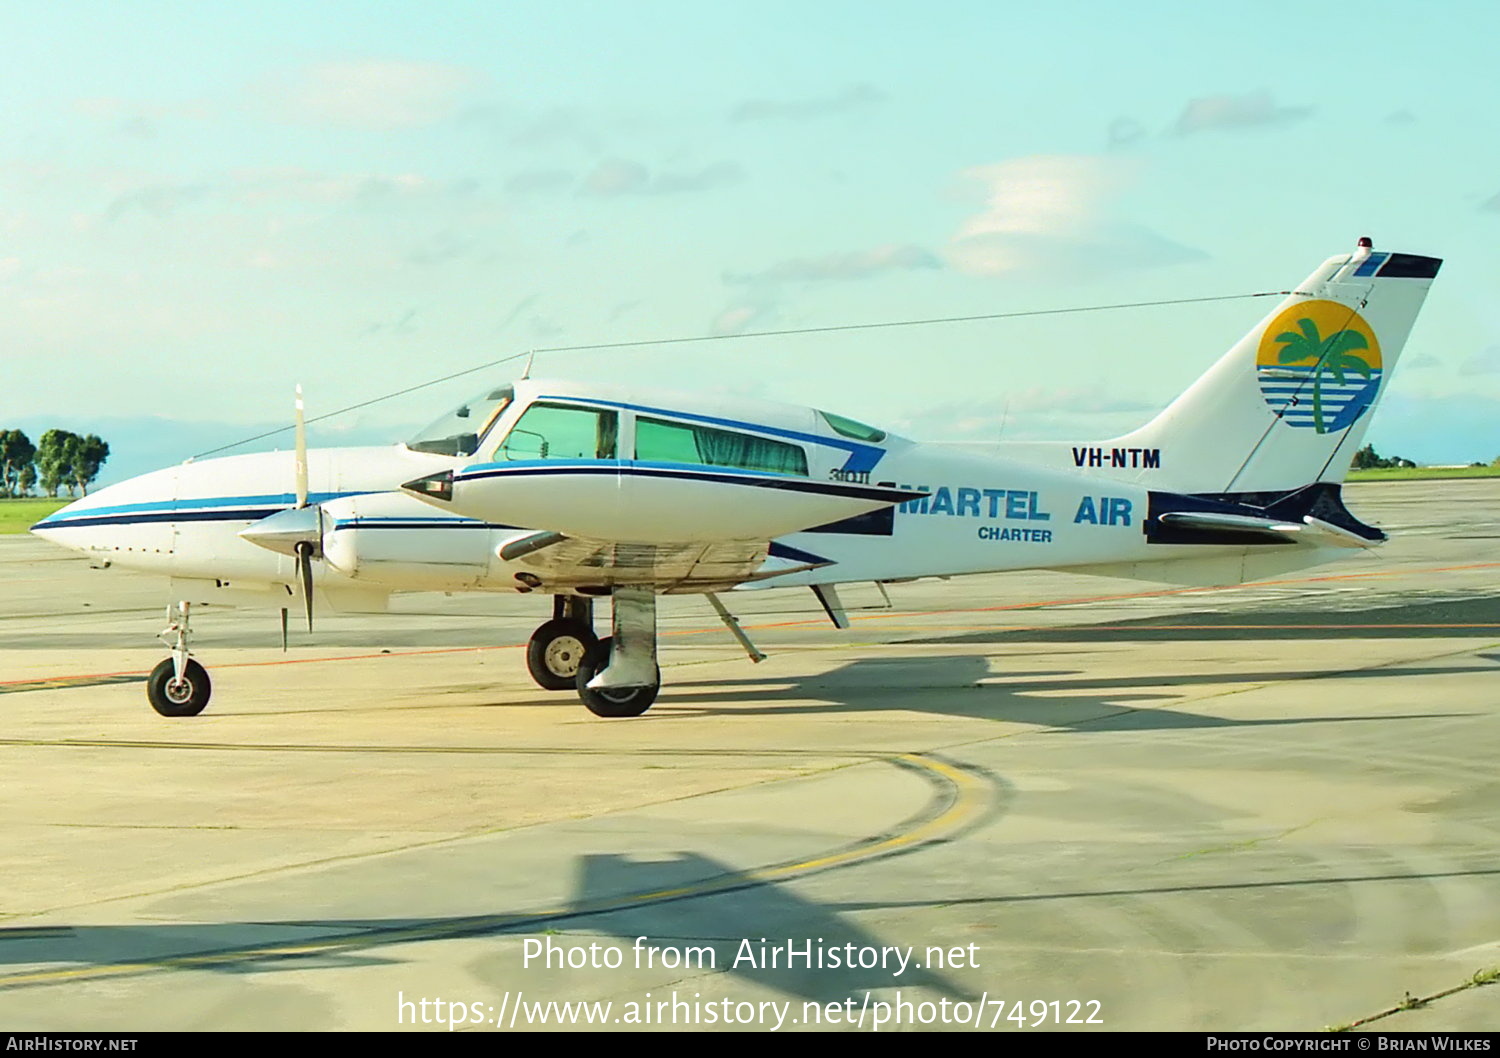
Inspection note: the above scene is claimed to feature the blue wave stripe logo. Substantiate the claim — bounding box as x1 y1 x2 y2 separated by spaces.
1257 367 1382 430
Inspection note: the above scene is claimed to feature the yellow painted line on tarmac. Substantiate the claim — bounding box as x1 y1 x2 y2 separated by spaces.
0 752 988 991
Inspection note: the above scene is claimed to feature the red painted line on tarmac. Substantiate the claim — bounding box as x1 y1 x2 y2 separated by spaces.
845 561 1500 626
10 561 1498 687
869 623 1500 632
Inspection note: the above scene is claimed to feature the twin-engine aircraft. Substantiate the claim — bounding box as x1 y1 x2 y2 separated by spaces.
32 240 1440 718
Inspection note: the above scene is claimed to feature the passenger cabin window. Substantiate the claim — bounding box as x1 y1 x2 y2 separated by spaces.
635 416 808 476
494 403 618 461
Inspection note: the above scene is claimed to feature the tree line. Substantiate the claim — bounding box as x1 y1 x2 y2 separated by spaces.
0 429 110 499
1352 444 1500 470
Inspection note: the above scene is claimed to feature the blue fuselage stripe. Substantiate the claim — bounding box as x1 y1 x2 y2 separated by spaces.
454 462 913 504
33 491 373 530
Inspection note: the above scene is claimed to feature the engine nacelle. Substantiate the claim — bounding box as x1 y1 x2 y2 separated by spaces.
317 493 492 590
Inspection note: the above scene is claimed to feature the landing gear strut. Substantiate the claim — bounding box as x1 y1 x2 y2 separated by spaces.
147 601 212 717
526 596 597 691
576 587 660 718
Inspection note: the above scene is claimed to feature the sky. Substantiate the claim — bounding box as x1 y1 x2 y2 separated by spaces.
3 0 1498 485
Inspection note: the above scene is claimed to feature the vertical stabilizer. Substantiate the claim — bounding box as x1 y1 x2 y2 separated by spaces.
1108 240 1440 494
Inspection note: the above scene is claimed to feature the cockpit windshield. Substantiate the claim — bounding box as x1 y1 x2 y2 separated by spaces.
406 386 515 456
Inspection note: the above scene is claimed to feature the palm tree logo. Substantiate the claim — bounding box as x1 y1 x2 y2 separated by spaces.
1256 300 1382 433
1273 317 1373 433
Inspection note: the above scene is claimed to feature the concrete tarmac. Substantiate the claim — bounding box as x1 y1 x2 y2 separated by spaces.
0 479 1497 1032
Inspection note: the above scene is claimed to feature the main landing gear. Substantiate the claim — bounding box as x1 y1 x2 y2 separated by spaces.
146 601 212 717
527 590 662 717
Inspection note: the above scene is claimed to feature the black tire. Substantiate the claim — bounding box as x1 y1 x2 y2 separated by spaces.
575 636 660 718
146 658 212 717
526 619 598 691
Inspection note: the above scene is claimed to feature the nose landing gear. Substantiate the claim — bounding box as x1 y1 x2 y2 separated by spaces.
147 602 212 717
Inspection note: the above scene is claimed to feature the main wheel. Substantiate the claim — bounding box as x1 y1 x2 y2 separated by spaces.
146 658 212 717
526 619 598 691
575 636 660 718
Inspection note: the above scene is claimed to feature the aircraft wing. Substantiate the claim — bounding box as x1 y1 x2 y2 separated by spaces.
399 462 920 592
402 464 920 545
496 532 834 593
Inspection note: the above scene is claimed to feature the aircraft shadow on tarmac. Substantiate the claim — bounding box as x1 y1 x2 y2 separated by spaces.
0 852 970 1005
655 649 1490 731
199 643 1492 726
917 594 1500 644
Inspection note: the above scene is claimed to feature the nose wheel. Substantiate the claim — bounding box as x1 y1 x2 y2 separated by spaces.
146 657 212 717
148 602 213 716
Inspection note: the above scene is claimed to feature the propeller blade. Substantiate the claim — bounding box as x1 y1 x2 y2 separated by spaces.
295 542 314 632
294 384 308 509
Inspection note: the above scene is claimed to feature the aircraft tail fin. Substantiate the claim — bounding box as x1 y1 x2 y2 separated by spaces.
1108 240 1440 494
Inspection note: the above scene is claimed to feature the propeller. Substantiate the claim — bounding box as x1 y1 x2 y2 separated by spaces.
292 385 316 632
237 385 323 633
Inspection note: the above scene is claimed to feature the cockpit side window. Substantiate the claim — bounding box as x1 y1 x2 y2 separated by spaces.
494 403 619 461
635 416 808 476
818 410 886 443
407 387 514 456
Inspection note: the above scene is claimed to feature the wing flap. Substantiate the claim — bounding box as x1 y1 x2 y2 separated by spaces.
497 534 833 592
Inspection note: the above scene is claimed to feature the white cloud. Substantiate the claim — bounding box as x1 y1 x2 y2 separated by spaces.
711 303 778 336
944 155 1204 280
730 84 883 123
583 158 649 196
1459 345 1500 376
581 159 743 197
726 244 940 285
103 167 455 220
270 60 481 130
1173 91 1312 135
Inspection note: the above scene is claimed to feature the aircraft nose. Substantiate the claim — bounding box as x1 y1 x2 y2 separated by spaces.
28 498 80 544
28 464 181 556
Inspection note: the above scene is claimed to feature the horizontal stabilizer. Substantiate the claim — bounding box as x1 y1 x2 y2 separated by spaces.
1300 515 1384 549
1155 510 1381 549
1158 511 1302 537
1149 481 1385 549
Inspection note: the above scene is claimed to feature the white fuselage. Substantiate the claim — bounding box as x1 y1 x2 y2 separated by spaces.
32 377 1310 605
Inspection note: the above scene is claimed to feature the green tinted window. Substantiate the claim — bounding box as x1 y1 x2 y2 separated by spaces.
636 417 807 476
495 403 618 461
818 410 886 443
